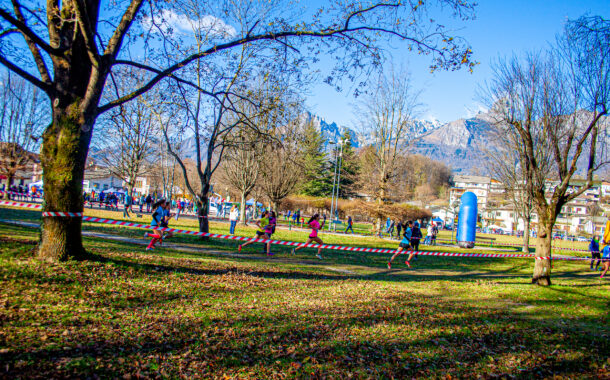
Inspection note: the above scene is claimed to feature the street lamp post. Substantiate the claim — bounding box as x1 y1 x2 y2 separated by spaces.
333 140 345 230
450 200 460 243
329 142 339 231
328 139 345 231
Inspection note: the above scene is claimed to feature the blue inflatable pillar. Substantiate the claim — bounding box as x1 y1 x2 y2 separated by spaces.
457 192 477 248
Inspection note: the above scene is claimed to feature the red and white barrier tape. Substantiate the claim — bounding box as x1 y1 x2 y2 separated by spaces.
1 200 608 262
42 212 83 217
1 201 43 210
436 238 596 254
1 201 82 217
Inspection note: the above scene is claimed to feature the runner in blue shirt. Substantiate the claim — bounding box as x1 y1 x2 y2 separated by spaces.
388 220 414 269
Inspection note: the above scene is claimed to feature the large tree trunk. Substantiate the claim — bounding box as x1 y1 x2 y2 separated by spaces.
532 222 553 286
197 189 210 235
38 104 92 261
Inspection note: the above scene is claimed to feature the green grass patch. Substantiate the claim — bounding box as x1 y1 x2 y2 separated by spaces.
0 210 609 378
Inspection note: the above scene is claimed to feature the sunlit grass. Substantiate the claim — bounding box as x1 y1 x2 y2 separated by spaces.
0 220 608 378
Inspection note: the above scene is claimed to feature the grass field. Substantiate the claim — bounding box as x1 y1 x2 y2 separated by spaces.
0 205 609 378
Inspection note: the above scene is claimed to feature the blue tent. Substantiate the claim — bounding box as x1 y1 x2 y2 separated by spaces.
432 217 443 223
246 198 263 207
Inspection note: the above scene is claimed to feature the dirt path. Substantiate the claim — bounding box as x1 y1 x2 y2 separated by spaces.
0 219 359 275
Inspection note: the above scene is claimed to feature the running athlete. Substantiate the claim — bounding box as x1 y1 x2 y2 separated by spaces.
159 201 174 244
388 220 413 269
291 214 326 259
145 199 166 250
264 211 277 256
238 211 269 252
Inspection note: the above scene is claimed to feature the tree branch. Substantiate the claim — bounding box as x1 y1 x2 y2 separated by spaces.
0 55 51 93
0 5 62 55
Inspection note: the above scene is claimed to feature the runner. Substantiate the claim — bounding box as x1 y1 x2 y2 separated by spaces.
238 211 269 253
387 220 414 269
291 214 326 259
264 211 277 256
159 201 174 244
411 221 422 251
144 199 166 250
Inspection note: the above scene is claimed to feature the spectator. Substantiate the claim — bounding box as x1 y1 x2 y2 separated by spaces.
590 236 601 271
123 193 132 218
344 215 354 234
146 194 152 212
229 205 239 234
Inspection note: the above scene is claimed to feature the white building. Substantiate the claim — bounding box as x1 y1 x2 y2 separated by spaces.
83 165 152 195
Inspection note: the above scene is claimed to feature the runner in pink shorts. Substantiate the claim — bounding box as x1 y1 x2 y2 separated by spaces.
291 213 326 259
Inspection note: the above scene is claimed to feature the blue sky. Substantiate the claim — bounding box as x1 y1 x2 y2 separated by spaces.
307 0 610 128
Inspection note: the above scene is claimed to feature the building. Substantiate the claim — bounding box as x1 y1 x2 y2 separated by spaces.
83 165 152 196
449 175 495 212
451 175 608 236
0 143 42 188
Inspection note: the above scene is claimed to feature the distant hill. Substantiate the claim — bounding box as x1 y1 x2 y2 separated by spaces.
409 113 495 174
167 110 610 175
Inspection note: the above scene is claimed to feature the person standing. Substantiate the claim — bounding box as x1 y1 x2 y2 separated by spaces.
291 214 326 259
344 215 354 234
387 220 413 269
229 205 239 235
145 194 152 213
589 236 601 271
396 220 402 240
388 219 396 236
431 223 439 245
123 193 132 218
264 211 277 255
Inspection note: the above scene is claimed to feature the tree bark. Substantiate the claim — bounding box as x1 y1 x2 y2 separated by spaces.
4 173 13 199
38 104 92 261
239 192 247 224
532 222 552 285
522 217 531 253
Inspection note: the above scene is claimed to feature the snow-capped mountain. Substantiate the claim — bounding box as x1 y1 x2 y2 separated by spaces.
166 110 610 175
305 112 443 150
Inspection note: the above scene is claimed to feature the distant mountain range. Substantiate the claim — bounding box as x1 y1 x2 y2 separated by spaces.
168 110 610 175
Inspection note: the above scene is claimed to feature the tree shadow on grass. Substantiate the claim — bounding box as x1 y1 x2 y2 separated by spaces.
2 286 607 378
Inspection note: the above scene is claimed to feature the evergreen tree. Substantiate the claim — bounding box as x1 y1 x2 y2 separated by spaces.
336 130 360 198
299 121 332 196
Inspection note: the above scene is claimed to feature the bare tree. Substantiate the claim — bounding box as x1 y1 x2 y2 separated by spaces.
221 128 263 223
0 0 476 261
258 120 304 210
98 74 157 197
0 72 46 197
484 127 538 253
356 68 422 231
485 16 610 285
